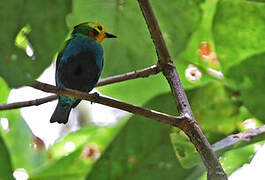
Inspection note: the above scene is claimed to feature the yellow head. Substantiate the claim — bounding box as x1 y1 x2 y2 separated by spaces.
72 22 117 43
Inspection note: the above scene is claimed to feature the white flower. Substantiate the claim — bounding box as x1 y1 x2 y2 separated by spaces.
185 64 202 83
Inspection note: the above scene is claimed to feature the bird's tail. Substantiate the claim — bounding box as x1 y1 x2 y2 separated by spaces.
50 101 71 124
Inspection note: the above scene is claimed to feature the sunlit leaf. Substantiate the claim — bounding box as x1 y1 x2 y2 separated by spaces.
213 0 265 72
30 119 127 179
0 0 71 87
67 0 203 106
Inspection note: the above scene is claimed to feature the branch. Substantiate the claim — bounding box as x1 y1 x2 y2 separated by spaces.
0 95 57 110
213 125 265 156
0 65 160 110
97 64 160 87
27 81 185 127
137 0 227 179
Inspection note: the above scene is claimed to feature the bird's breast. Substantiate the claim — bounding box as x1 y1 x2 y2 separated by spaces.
56 36 104 92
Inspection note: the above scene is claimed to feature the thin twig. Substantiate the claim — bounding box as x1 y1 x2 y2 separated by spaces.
28 81 185 127
97 64 160 87
137 0 227 179
213 125 265 156
0 95 57 110
185 125 265 172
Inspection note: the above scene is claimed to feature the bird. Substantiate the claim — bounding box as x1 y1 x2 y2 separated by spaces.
50 22 116 124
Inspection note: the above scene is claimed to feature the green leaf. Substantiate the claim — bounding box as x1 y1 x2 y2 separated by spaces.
0 135 13 180
0 78 46 173
30 120 126 179
247 0 265 3
152 0 203 58
67 0 203 105
170 82 241 169
170 131 201 169
98 74 170 105
220 144 257 176
180 0 218 68
187 82 239 142
0 77 10 103
0 110 47 172
0 0 71 88
213 0 265 72
227 52 265 122
179 0 224 87
87 93 194 180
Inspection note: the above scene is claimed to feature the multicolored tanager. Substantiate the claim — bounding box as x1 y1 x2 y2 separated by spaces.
50 22 116 124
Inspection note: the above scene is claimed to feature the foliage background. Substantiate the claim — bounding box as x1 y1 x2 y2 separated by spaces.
0 0 264 179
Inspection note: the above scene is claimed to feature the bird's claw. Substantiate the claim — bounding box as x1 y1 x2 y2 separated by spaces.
91 92 100 104
58 85 64 95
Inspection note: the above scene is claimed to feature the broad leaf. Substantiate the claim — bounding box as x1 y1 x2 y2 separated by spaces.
67 0 203 106
0 0 71 87
227 53 265 122
0 78 46 174
0 135 13 180
213 0 265 72
30 120 126 179
87 93 193 180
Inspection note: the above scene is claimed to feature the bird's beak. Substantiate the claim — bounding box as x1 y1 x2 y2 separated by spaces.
105 32 117 38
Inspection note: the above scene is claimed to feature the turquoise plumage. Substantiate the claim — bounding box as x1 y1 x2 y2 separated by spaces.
50 22 116 124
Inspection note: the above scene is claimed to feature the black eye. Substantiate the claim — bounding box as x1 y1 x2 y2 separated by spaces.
97 25 102 31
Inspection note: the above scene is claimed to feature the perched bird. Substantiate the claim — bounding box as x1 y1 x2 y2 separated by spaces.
50 22 116 124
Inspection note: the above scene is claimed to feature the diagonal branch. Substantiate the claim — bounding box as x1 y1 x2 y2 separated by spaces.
187 125 265 172
137 0 227 179
27 81 185 127
213 125 265 156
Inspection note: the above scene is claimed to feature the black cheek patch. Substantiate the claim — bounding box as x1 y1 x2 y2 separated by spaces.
93 29 99 36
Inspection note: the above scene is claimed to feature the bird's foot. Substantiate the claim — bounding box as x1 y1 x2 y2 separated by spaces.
58 85 64 96
91 92 100 104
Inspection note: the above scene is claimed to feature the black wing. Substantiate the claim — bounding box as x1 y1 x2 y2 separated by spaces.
58 52 100 92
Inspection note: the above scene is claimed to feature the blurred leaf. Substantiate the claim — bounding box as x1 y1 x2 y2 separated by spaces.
170 82 241 169
247 0 265 2
178 0 224 88
67 0 202 77
170 131 201 169
0 109 47 172
0 0 71 88
0 78 46 173
187 82 239 143
213 0 265 72
152 0 203 58
0 77 12 180
30 119 127 179
227 52 265 122
0 135 13 180
87 93 194 180
220 144 257 176
0 77 10 103
67 0 203 105
175 60 217 90
180 0 218 68
98 74 170 105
